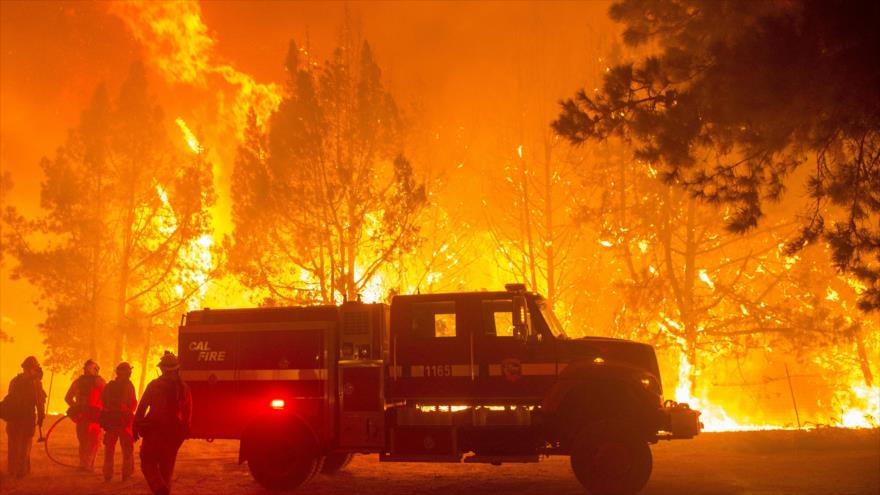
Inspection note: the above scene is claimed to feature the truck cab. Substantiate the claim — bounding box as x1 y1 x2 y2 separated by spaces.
179 285 701 495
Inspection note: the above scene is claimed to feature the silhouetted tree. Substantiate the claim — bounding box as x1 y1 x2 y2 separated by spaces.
554 0 880 311
229 36 426 303
2 62 215 369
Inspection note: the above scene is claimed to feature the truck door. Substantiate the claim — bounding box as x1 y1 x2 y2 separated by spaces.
473 295 557 402
388 296 476 402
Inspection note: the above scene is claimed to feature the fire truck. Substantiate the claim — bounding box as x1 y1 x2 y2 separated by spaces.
178 284 701 495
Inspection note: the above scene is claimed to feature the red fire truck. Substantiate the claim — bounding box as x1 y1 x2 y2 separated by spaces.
179 284 701 495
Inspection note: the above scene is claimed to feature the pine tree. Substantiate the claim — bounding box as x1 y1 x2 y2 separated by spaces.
554 0 880 311
2 62 215 370
229 37 426 304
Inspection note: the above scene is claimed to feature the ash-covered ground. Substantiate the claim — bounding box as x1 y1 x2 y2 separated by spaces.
1 417 877 495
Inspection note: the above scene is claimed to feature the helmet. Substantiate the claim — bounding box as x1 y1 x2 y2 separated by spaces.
158 351 179 371
21 356 40 369
116 362 133 375
84 359 100 373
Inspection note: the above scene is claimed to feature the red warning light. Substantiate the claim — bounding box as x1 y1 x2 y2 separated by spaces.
271 399 285 410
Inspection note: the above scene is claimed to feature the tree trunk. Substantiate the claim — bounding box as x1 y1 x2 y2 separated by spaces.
346 235 357 301
138 324 152 397
114 261 130 364
855 329 875 387
114 194 135 364
615 142 638 279
519 150 538 291
682 197 698 395
542 138 555 306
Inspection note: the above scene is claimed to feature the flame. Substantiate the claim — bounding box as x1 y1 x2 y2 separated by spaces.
834 383 880 428
673 350 879 431
107 0 879 435
153 184 214 311
110 1 282 134
698 269 715 290
175 118 201 154
354 264 386 304
673 352 780 432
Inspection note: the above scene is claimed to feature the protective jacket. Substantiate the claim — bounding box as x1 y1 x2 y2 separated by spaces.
135 374 192 436
100 378 137 430
3 373 46 425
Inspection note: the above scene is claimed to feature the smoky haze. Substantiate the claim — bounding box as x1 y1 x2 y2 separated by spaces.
0 0 616 411
1 0 877 432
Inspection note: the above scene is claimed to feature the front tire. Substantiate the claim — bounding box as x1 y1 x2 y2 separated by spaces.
570 425 652 495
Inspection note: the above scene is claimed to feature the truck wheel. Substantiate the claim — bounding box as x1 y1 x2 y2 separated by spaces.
320 453 354 475
570 426 652 495
247 421 321 490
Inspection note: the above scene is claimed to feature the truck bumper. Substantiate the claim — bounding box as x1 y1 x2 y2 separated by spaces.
658 400 702 439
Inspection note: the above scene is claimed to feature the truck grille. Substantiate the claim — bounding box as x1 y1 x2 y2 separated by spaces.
343 310 370 335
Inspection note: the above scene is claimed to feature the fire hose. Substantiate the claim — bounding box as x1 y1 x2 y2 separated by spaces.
42 414 81 469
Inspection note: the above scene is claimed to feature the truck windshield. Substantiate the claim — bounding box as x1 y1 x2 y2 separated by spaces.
535 297 567 339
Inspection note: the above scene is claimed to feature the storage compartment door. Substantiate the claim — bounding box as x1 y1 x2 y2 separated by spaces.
338 363 384 448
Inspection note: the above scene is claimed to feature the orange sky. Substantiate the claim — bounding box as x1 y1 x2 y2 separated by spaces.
0 0 617 410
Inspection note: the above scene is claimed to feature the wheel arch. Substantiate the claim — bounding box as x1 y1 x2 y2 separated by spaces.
543 364 650 445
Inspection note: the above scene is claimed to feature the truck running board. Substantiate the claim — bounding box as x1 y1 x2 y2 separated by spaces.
380 454 463 463
464 454 540 465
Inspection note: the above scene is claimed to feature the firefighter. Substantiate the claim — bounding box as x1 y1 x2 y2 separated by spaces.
65 359 105 471
100 362 138 481
3 356 46 478
134 351 192 495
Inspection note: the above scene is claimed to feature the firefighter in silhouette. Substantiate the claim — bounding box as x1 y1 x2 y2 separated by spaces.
134 351 192 495
65 359 105 471
2 356 46 478
100 362 137 481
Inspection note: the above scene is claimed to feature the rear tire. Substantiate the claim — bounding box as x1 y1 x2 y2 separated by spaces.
570 425 652 495
320 453 354 475
246 419 321 490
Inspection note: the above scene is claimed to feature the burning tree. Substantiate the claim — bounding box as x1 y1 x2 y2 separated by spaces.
553 0 879 427
230 36 426 304
2 62 215 370
485 138 586 328
482 29 617 331
554 0 880 312
577 145 878 427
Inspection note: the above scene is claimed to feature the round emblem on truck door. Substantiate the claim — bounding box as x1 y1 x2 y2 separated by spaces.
423 435 436 450
343 382 354 395
501 358 523 382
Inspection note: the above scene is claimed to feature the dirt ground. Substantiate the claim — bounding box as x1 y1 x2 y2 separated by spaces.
1 417 878 495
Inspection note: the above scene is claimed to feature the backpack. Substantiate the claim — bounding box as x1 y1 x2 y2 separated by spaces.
99 380 131 430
